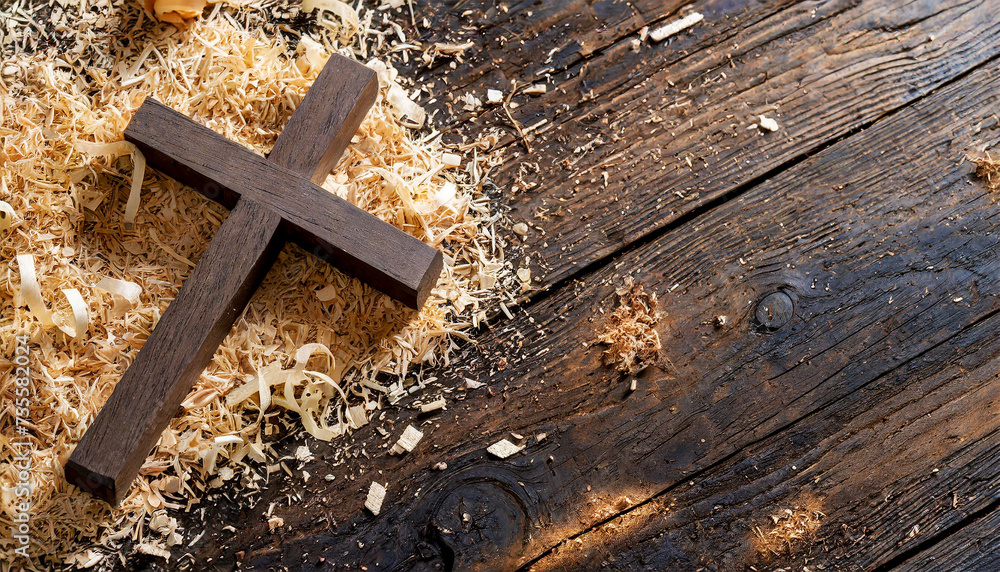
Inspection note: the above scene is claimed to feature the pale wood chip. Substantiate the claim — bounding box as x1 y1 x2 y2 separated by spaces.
365 481 387 515
487 439 524 459
390 425 423 454
420 397 446 413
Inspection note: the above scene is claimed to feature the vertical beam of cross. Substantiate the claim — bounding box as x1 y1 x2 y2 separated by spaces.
65 55 443 504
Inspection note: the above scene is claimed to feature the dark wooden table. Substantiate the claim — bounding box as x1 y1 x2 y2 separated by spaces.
163 1 1000 570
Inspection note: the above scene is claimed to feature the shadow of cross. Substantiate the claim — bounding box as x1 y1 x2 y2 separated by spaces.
64 55 443 505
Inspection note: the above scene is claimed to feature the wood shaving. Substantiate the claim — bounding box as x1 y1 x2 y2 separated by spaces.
294 445 313 462
365 481 386 516
15 254 89 341
302 0 360 35
74 140 146 224
94 277 143 317
649 12 704 42
486 439 524 459
596 277 663 373
1 0 512 566
973 152 1000 191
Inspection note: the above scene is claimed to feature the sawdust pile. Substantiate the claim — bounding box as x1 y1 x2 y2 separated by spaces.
596 277 662 374
752 505 825 558
973 152 1000 191
0 0 510 567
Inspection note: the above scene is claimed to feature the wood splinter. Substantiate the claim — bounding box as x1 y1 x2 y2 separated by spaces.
65 55 443 505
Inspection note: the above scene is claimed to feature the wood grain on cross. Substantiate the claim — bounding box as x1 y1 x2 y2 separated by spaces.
64 55 443 505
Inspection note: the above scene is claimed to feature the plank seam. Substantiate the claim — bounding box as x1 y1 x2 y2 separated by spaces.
874 497 1000 571
516 302 1000 571
434 1 804 144
513 46 1000 571
514 38 1000 313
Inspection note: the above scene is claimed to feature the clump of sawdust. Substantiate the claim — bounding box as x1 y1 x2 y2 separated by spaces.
596 277 662 373
973 152 1000 191
0 0 513 568
753 505 825 557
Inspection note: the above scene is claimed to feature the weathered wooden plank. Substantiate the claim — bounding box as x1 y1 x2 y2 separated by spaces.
404 0 714 96
125 99 442 309
422 0 789 130
902 502 1000 571
527 311 1000 570
222 34 1000 572
66 200 284 504
484 64 1000 570
442 0 1000 293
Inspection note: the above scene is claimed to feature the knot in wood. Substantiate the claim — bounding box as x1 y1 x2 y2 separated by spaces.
431 480 529 569
755 291 794 331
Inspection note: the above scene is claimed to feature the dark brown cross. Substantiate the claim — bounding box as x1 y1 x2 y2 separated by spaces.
65 56 443 505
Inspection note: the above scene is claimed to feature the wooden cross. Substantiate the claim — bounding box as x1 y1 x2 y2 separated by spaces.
64 56 443 505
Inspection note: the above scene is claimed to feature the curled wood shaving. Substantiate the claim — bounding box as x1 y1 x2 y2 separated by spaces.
596 278 663 374
15 254 89 340
302 0 361 39
58 288 90 342
95 277 143 317
75 140 146 225
16 254 57 328
228 343 347 441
